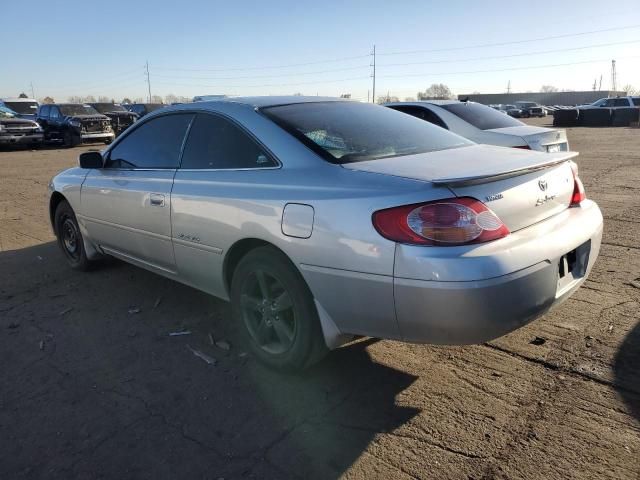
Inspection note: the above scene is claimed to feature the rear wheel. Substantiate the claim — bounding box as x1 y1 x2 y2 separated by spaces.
54 200 92 271
230 246 327 371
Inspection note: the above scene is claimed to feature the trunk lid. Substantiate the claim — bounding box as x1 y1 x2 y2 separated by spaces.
343 144 577 232
487 125 569 152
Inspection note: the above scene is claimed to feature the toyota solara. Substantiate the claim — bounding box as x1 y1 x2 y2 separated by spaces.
48 96 603 370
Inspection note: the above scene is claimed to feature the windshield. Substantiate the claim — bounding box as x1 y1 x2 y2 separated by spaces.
4 101 38 115
59 104 100 116
91 103 127 113
0 106 17 118
262 101 472 163
440 102 524 130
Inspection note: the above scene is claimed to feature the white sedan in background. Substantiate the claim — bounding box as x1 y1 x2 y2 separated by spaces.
386 100 569 153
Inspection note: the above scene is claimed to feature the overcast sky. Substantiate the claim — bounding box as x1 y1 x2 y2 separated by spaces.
3 0 639 102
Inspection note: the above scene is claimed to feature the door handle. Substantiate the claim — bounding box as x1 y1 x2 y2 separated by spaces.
150 194 165 207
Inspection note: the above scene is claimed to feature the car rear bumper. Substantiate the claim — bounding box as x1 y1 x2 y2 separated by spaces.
0 133 44 145
393 200 602 344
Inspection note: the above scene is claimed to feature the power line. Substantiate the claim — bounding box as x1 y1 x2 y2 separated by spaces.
152 53 371 73
151 64 370 81
378 39 640 67
376 24 640 56
377 56 640 78
153 75 370 90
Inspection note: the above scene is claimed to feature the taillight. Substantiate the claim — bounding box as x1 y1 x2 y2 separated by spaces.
372 197 510 246
513 145 531 149
569 161 586 206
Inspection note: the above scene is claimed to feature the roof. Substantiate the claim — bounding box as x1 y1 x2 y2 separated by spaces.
385 100 462 107
197 95 349 108
2 98 38 102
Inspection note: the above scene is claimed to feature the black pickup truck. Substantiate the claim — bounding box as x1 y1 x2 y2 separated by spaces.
514 101 546 118
37 104 114 147
88 103 138 135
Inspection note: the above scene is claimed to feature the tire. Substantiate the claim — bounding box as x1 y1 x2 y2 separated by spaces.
63 130 80 148
230 246 328 371
54 200 92 271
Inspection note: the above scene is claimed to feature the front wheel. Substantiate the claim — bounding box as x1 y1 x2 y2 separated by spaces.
230 246 328 371
54 200 92 271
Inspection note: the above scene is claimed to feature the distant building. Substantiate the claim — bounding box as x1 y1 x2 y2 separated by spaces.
458 90 628 106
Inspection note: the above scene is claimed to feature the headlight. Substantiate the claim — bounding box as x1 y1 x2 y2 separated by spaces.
69 119 81 127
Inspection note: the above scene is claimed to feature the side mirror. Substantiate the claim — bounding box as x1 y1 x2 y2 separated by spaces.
79 151 103 169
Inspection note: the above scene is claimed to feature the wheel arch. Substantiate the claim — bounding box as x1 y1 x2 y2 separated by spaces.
49 191 68 233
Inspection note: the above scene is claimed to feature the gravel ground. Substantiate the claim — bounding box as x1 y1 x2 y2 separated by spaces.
1 118 639 479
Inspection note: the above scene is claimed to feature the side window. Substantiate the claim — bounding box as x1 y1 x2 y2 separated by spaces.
633 98 640 107
50 107 60 119
614 98 629 107
106 114 193 169
392 106 448 129
39 105 50 118
180 113 277 169
602 99 617 107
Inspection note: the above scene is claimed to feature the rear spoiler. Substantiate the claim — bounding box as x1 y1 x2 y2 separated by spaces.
430 151 578 187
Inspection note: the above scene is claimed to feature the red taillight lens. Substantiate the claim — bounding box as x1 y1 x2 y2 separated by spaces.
570 162 586 206
372 197 510 246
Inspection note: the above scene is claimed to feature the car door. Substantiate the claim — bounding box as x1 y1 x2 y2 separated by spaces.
79 113 194 274
48 106 63 139
171 112 279 297
37 105 51 138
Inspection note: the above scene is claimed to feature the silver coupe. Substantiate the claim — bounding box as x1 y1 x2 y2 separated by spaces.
48 97 603 370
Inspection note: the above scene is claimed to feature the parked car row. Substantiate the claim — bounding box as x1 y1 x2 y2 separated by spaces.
48 96 602 370
490 101 546 118
0 97 173 148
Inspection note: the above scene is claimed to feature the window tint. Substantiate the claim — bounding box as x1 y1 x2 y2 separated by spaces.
614 98 629 107
50 107 60 119
39 105 50 117
633 98 640 107
181 113 276 169
263 102 471 164
389 105 448 129
106 114 193 169
440 102 524 130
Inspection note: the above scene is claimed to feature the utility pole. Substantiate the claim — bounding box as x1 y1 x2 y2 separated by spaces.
367 90 370 103
145 61 152 103
506 80 511 94
371 45 376 103
611 60 617 92
599 75 602 91
30 82 35 99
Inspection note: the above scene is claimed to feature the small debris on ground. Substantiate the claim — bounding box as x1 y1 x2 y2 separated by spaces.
153 297 162 309
608 324 614 333
491 372 503 377
530 336 546 346
187 345 216 365
169 330 192 337
208 332 214 345
628 278 640 289
59 308 73 316
39 340 45 351
215 340 231 351
128 307 141 315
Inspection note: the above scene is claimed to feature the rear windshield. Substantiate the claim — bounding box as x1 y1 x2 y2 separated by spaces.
440 103 524 130
91 103 127 113
4 101 38 114
59 104 100 116
262 102 472 164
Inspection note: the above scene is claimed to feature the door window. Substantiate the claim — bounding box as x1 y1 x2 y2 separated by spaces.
50 107 60 119
180 113 277 169
39 105 50 118
106 114 193 169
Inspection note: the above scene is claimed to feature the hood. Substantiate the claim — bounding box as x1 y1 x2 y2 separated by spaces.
66 114 110 122
102 111 137 117
341 144 577 185
0 117 39 127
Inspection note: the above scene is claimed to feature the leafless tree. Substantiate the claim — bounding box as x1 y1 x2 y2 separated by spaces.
40 96 55 104
404 96 416 102
97 96 111 103
150 95 164 104
621 84 637 95
417 84 452 100
164 94 179 104
19 92 28 98
121 98 132 104
540 85 559 93
377 94 399 104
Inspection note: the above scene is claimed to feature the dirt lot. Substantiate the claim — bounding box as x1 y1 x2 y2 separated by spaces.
1 118 639 480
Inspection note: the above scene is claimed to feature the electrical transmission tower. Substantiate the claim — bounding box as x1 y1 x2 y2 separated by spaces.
610 60 617 92
145 61 152 102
